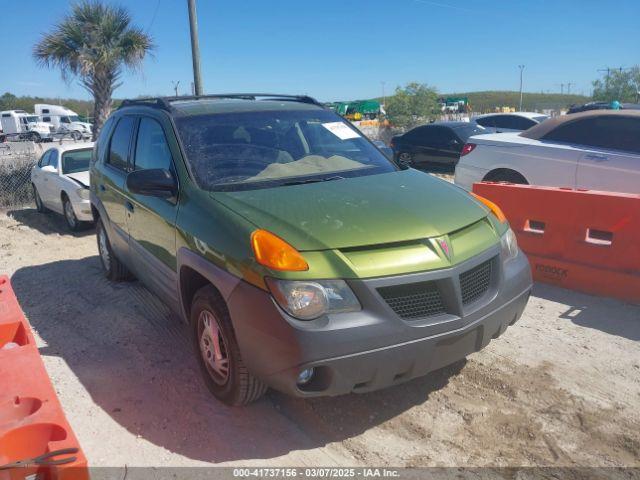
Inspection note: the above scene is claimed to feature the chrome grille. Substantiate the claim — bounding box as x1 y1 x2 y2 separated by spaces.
460 259 493 305
377 281 446 319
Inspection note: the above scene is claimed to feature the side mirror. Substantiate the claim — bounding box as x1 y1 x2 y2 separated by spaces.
41 165 57 173
126 168 177 199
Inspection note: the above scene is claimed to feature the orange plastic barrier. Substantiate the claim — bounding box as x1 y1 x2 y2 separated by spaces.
0 275 89 480
472 183 640 304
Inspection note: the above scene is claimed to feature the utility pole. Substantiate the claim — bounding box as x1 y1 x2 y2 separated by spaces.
171 80 180 97
187 0 203 96
518 65 525 111
381 81 386 107
566 82 573 95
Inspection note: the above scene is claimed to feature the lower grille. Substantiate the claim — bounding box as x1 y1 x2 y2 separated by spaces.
460 259 493 305
378 281 446 319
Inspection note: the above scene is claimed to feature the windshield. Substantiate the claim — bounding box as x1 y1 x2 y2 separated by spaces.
68 115 81 122
174 109 397 191
26 116 39 123
61 148 92 174
533 115 549 123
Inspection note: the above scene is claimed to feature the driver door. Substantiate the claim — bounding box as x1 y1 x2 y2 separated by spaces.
126 115 180 309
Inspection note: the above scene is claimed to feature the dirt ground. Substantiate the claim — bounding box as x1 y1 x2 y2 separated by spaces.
1 207 639 470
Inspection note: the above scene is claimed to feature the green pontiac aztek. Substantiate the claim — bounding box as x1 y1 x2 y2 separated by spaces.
90 94 532 405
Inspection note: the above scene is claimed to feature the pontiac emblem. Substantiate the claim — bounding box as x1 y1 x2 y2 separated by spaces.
437 237 452 261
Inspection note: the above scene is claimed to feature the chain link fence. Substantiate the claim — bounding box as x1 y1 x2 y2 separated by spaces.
0 141 41 209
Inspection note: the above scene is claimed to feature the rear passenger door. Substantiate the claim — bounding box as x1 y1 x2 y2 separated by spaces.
126 115 180 307
575 116 640 194
98 115 136 258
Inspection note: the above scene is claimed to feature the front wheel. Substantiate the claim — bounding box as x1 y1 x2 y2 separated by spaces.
71 131 82 141
398 152 413 166
63 196 81 231
191 285 267 406
33 185 47 213
29 132 41 143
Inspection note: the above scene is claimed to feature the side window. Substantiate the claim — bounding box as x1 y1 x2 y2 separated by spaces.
436 128 457 146
107 116 135 171
506 116 536 130
48 149 59 170
61 116 70 124
38 151 51 167
583 117 640 153
543 119 594 145
42 116 51 122
493 116 515 129
475 117 493 128
42 109 50 114
406 126 437 145
133 118 173 171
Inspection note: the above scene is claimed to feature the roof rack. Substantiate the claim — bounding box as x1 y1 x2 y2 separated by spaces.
117 93 323 112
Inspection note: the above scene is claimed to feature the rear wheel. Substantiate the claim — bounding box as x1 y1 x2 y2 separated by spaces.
484 169 528 184
191 285 267 406
96 219 131 281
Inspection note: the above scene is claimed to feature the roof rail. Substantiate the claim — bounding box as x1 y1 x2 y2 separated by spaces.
117 93 323 112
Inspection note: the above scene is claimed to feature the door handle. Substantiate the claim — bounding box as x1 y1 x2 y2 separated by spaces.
99 184 106 192
125 201 134 213
584 153 608 162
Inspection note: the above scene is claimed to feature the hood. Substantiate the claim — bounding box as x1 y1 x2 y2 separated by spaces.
66 171 90 187
212 169 488 251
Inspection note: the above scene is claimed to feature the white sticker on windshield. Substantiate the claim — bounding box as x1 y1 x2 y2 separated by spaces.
321 122 361 140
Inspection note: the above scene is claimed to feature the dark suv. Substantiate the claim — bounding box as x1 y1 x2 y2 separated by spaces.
90 94 532 405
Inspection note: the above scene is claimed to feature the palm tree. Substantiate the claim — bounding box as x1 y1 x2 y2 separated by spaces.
33 1 153 139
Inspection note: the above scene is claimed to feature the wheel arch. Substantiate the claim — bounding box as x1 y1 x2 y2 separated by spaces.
482 168 529 184
177 247 242 323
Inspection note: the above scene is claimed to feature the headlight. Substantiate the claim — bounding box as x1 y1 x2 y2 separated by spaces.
76 187 90 200
266 278 361 320
500 228 518 261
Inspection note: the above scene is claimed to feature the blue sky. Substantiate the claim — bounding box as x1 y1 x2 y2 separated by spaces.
1 0 638 102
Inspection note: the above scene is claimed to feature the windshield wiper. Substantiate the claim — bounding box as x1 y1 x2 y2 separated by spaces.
282 175 345 186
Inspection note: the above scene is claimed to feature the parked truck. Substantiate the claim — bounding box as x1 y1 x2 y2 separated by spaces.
0 110 54 142
34 104 93 140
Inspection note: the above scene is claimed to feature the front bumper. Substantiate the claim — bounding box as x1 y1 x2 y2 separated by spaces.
227 246 532 397
72 198 94 222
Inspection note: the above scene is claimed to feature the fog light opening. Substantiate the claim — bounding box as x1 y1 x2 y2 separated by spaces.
296 367 315 386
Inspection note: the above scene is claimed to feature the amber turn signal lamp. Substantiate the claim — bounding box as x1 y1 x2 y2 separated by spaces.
471 192 507 223
251 229 309 271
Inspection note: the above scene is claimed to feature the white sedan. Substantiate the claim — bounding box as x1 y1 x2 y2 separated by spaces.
455 110 640 194
31 143 94 230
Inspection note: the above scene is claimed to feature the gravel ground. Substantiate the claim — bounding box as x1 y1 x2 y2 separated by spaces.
0 207 639 470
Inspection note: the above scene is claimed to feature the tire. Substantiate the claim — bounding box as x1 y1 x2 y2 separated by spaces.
191 285 267 406
484 169 528 184
33 185 47 213
398 152 413 166
96 218 132 281
62 195 81 232
30 132 41 143
72 131 82 141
